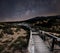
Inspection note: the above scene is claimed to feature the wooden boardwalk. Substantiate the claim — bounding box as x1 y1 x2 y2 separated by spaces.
31 29 50 53
32 35 50 53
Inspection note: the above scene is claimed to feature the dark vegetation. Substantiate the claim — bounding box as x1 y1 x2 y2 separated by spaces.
0 32 3 38
0 45 4 52
24 15 60 33
3 28 14 35
0 23 30 53
10 37 27 51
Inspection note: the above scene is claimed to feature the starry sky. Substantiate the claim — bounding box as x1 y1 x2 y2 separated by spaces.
0 0 60 21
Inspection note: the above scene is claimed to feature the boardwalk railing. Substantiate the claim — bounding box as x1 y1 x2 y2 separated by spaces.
39 30 60 51
28 30 35 53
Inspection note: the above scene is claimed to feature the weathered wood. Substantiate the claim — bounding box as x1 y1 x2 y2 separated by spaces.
28 29 50 53
32 35 50 53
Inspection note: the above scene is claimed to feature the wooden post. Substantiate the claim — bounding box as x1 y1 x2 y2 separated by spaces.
50 38 55 51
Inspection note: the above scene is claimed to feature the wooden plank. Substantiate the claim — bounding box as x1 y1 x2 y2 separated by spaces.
32 35 50 53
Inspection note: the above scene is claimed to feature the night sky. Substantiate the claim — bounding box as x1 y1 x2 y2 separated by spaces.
0 0 60 21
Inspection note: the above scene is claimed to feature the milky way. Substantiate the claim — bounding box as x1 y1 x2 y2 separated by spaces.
0 0 60 21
